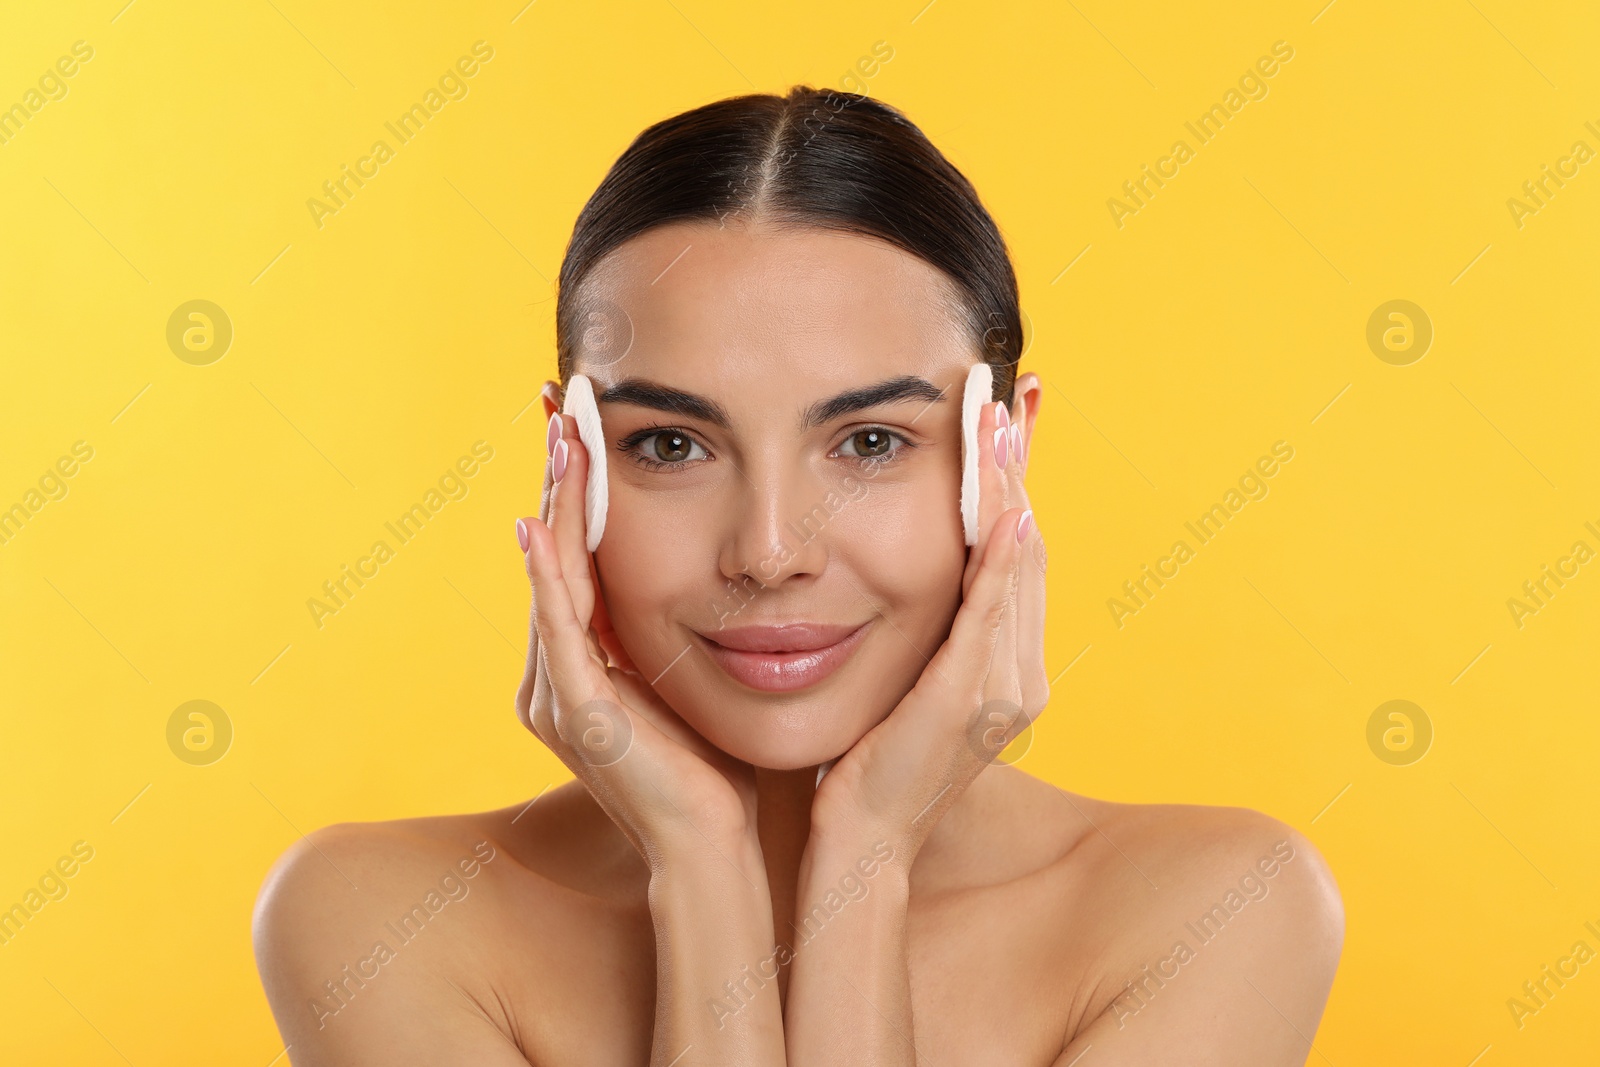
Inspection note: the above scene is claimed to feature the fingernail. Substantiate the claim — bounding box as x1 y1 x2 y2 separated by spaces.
1010 425 1022 464
1017 509 1034 543
993 427 1008 468
996 402 1010 431
546 412 562 454
552 438 568 483
515 517 529 552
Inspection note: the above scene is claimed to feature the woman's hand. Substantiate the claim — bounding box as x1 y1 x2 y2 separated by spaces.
515 412 788 1065
513 412 761 869
783 392 1047 1065
809 391 1050 862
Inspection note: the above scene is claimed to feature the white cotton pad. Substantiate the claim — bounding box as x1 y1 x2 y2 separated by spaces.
960 362 993 546
562 374 608 552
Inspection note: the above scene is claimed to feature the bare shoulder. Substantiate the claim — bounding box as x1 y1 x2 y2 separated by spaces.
981 768 1340 906
252 810 514 961
251 809 533 1066
1079 792 1343 921
1036 785 1345 1064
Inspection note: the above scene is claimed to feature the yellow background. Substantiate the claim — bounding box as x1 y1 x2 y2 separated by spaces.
2 0 1596 1062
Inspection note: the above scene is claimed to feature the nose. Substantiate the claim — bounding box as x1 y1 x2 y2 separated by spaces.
716 459 832 590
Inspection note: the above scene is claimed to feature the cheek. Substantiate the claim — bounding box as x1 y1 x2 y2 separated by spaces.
816 478 966 731
831 470 967 626
593 486 708 657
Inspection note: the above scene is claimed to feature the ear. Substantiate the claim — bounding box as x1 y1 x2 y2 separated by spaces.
539 380 562 425
1010 372 1043 471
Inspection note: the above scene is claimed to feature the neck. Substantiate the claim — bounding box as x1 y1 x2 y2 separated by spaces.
754 764 820 1006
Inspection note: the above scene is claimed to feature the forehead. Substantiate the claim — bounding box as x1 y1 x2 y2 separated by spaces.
573 220 976 403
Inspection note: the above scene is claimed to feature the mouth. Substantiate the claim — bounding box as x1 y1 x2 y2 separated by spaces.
694 621 871 693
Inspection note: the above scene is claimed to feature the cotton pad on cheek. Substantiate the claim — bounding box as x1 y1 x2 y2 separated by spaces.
960 362 993 546
562 374 608 552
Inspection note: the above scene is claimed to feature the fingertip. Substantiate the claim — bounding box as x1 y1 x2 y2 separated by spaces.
516 517 529 553
1017 509 1034 544
552 438 569 483
523 511 559 568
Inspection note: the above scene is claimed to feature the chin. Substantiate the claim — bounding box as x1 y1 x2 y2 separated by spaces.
677 696 878 771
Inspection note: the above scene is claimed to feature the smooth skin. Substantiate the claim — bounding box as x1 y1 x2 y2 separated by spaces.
253 220 1344 1066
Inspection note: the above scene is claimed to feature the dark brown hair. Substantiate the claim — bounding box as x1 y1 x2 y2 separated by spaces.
556 85 1021 403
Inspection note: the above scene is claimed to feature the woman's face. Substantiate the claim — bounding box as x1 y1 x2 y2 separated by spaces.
565 219 989 770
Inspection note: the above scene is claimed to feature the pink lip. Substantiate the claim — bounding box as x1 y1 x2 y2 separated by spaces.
696 622 870 692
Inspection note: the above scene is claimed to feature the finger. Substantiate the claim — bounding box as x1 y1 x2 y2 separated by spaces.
925 506 1026 715
523 514 609 710
984 509 1023 711
522 412 563 738
532 637 556 742
981 491 1025 748
538 411 559 523
514 514 573 749
1010 391 1029 473
1001 398 1049 716
1016 516 1049 721
546 412 597 631
514 514 562 746
987 396 1030 702
965 399 1011 595
1002 395 1028 511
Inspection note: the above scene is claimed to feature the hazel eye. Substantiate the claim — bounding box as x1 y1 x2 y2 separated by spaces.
836 427 904 461
627 429 708 467
653 431 695 462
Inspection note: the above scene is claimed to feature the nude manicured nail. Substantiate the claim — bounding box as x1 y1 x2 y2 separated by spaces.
996 402 1010 431
552 438 569 483
515 518 529 552
546 412 562 454
1010 425 1022 465
993 427 1008 468
1017 509 1034 543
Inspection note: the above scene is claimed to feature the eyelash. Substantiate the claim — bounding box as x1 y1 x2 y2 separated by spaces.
834 426 915 467
616 424 915 472
617 426 708 473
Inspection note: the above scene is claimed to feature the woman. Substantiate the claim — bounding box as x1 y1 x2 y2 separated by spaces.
253 85 1343 1065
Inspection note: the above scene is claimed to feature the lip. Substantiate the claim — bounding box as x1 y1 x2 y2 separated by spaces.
695 622 871 693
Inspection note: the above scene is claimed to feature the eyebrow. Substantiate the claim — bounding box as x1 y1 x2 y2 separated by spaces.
596 374 947 429
803 375 947 426
597 379 732 426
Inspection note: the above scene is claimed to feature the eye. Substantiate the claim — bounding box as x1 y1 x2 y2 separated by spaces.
620 427 709 470
647 430 701 463
834 426 907 463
